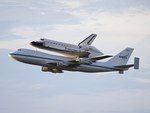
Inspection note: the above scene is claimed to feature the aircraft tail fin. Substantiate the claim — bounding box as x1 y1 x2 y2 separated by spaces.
106 48 134 66
78 34 97 46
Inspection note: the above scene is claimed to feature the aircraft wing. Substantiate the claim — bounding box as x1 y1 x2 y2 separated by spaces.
46 55 112 68
68 55 113 65
46 60 80 68
114 57 139 70
90 55 112 61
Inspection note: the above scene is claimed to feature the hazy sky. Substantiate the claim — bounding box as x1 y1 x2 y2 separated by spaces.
0 0 150 113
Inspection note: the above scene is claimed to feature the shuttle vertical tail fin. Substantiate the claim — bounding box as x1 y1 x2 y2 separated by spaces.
106 48 134 66
78 34 97 46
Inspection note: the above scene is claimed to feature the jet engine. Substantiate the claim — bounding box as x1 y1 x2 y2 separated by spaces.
41 66 63 73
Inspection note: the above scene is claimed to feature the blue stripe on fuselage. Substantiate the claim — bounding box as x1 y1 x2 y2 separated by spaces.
10 53 63 62
11 53 119 71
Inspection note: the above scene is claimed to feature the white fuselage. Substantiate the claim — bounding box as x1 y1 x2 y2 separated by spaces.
30 39 103 58
10 49 117 73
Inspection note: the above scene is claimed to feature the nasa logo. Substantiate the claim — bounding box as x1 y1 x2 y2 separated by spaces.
119 54 129 59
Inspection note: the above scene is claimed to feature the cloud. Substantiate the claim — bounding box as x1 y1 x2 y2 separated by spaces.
1 0 150 46
77 0 150 12
0 0 78 25
0 1 150 113
0 0 81 41
0 21 22 41
1 48 150 113
57 0 83 9
135 78 150 84
2 90 150 113
11 26 38 38
46 90 150 113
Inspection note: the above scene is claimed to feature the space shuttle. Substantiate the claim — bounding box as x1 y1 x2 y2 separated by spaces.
30 34 105 58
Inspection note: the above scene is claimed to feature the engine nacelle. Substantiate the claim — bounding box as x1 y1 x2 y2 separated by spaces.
41 66 63 73
41 66 50 72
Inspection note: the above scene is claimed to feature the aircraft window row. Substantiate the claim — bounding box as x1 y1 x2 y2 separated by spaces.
47 41 74 47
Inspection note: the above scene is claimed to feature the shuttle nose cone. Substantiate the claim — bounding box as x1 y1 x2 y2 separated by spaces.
30 41 43 47
30 41 37 46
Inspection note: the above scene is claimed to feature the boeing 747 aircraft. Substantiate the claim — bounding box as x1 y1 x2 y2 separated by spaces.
9 48 139 74
30 34 104 58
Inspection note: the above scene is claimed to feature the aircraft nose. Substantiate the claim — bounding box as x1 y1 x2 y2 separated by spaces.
30 41 44 47
9 51 16 59
9 52 13 57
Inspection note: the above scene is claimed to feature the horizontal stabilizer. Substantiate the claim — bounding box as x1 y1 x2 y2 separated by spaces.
115 64 134 69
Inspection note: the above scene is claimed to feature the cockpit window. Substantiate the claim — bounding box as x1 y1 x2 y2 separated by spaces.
40 38 44 41
18 49 21 51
